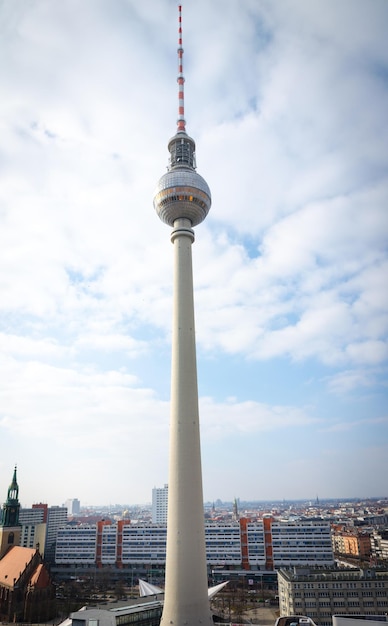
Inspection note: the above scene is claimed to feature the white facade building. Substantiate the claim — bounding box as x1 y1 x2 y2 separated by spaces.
278 568 388 626
122 523 167 564
271 520 334 567
56 524 97 564
55 518 333 570
151 485 168 524
205 522 242 566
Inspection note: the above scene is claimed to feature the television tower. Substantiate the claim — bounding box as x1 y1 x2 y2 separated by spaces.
153 5 213 625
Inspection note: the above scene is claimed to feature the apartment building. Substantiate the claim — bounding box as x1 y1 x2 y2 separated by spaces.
19 504 68 560
278 568 388 626
55 518 333 572
332 526 371 559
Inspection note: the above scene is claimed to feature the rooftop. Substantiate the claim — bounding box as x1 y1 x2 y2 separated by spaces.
0 546 36 588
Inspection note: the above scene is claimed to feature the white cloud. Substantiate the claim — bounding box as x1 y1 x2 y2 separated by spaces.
200 396 318 439
326 368 387 394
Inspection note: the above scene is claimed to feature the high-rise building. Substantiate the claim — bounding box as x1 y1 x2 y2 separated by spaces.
45 506 68 562
0 466 21 558
153 5 213 623
152 485 168 524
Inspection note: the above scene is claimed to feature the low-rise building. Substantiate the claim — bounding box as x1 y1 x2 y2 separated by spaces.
278 567 388 626
70 598 163 626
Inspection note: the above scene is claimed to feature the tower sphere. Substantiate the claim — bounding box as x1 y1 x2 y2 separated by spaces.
153 167 211 227
153 131 211 227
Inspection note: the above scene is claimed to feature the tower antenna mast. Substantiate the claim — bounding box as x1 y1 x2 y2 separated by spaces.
177 4 186 133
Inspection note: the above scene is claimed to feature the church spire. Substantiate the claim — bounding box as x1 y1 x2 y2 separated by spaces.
7 465 19 503
1 465 20 528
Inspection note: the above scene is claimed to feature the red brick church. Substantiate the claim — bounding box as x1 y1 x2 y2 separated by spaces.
0 468 55 621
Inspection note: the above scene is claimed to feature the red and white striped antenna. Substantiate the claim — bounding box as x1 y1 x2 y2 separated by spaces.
177 4 186 133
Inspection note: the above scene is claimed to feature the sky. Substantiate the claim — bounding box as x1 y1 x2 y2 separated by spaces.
0 0 387 508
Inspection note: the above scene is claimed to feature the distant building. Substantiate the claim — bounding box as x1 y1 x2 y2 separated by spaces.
152 485 168 524
65 498 81 516
332 525 371 559
278 567 388 626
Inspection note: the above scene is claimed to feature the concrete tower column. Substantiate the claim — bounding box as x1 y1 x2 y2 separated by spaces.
153 6 213 624
158 218 212 624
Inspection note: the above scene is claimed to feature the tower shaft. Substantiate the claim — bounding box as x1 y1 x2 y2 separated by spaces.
154 6 212 623
161 219 212 625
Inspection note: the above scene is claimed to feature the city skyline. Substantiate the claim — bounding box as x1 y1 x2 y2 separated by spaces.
0 0 387 507
3 482 388 510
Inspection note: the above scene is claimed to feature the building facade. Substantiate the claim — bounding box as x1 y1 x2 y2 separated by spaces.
271 519 334 567
278 568 388 626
